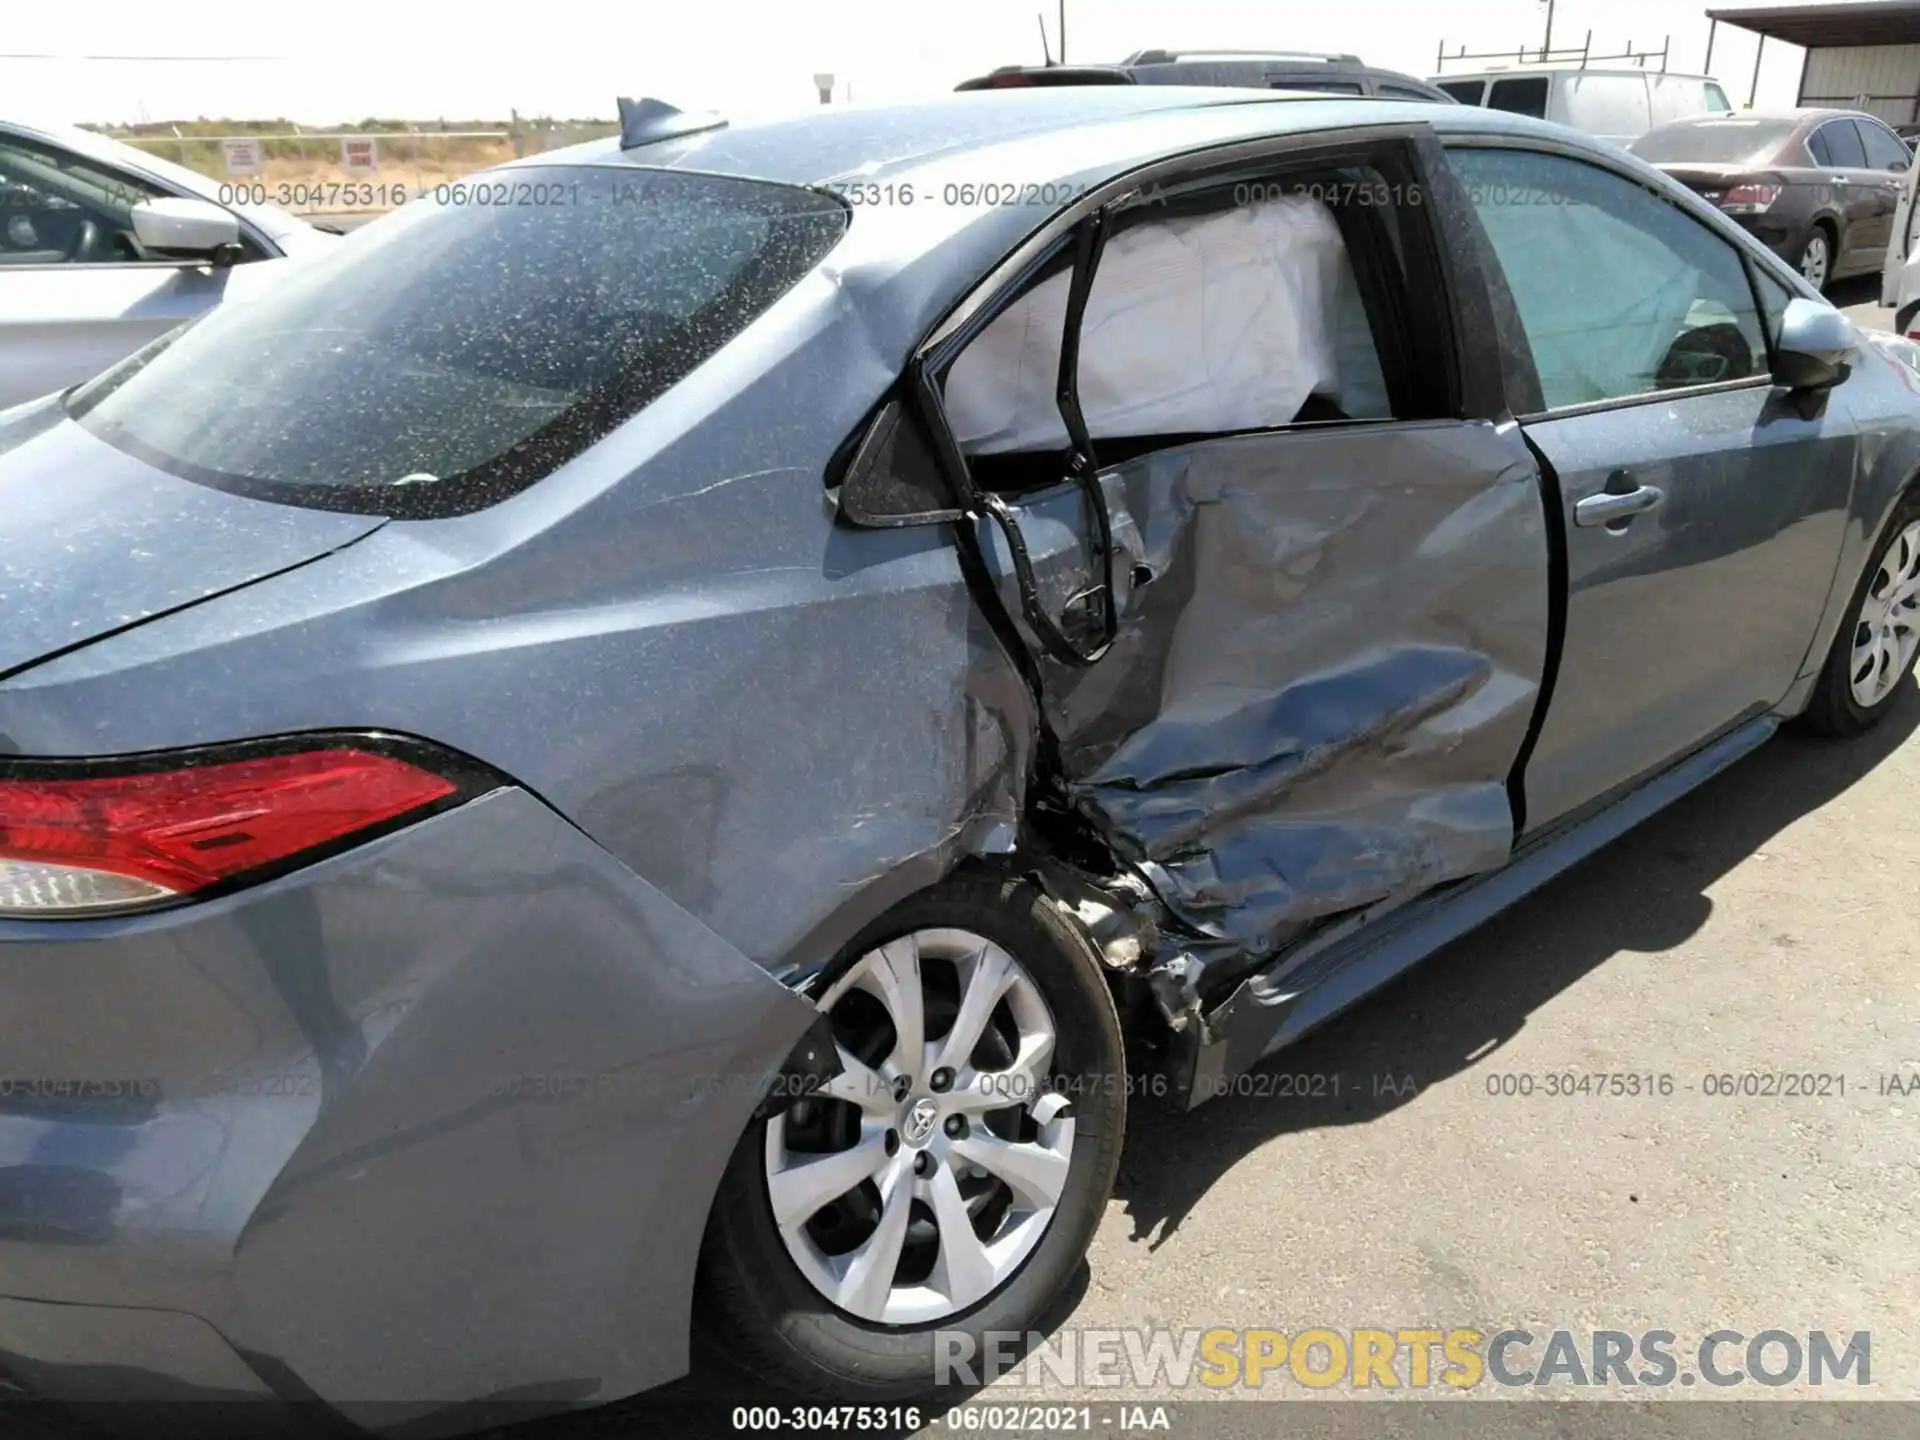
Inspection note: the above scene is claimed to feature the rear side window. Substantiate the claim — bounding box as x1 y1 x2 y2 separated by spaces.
65 167 848 517
1487 77 1550 117
1812 120 1868 168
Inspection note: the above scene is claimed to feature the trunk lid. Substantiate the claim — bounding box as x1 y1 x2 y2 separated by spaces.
1655 163 1779 204
0 399 385 679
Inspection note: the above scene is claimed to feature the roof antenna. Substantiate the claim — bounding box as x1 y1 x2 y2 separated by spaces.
1037 11 1056 66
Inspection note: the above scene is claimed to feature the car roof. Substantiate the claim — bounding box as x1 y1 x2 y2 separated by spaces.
508 88 1519 188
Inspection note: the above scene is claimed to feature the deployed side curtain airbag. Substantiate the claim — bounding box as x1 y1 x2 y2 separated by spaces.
943 194 1383 454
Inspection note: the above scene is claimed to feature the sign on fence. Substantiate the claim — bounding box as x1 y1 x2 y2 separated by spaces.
221 138 264 175
341 137 379 173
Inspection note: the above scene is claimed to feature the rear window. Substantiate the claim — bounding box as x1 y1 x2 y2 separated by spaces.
64 166 848 518
1629 119 1798 165
1437 80 1487 104
1486 77 1550 117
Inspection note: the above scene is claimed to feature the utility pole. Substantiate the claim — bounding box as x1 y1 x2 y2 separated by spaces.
1059 0 1067 64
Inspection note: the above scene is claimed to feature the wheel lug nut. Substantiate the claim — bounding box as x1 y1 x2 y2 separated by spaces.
885 1130 899 1155
929 1068 954 1093
945 1114 968 1139
913 1151 936 1178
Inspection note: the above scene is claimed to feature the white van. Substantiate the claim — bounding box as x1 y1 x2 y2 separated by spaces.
1429 66 1735 145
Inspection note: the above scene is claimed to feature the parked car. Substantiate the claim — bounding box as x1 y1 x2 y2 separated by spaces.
1431 65 1734 143
1630 109 1911 291
958 48 1457 102
1883 132 1920 334
3 84 1919 1430
0 117 339 410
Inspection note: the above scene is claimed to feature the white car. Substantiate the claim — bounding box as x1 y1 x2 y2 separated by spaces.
1883 148 1920 336
0 117 340 409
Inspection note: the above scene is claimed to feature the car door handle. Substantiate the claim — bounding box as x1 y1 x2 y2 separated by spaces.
1574 485 1665 527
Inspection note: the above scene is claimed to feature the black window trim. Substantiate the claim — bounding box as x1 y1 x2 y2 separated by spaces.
1440 134 1807 424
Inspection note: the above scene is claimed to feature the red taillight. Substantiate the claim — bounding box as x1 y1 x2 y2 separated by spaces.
1718 184 1782 214
0 746 460 917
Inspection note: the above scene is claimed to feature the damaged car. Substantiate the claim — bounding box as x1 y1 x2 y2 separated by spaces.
2 84 1918 1427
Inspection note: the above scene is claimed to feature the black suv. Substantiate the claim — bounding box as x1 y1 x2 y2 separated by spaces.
956 48 1456 103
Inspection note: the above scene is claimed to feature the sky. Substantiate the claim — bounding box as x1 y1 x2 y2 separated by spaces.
3 0 1816 127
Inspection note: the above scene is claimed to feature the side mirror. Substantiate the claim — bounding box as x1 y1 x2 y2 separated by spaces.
130 197 241 261
1773 296 1855 391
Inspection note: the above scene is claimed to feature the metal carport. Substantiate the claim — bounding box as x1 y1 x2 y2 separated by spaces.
1707 0 1920 119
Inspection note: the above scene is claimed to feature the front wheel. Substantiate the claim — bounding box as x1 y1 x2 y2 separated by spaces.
1797 492 1920 736
697 872 1126 1399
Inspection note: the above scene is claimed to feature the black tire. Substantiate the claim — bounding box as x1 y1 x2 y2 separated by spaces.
696 871 1126 1400
1897 300 1920 339
1797 489 1920 737
1796 222 1836 293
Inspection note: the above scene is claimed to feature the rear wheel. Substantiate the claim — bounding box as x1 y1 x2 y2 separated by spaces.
1798 225 1834 292
697 873 1125 1398
1798 492 1920 736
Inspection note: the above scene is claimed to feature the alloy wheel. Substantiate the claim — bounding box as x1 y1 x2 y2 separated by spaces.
1850 519 1920 708
1801 233 1831 290
765 927 1073 1325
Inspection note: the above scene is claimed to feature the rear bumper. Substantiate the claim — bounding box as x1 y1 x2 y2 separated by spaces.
0 787 815 1428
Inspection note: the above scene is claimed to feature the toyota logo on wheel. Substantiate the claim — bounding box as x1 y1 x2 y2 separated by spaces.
902 1097 940 1144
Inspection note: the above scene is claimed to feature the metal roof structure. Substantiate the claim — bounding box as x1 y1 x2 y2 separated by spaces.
1706 1 1920 47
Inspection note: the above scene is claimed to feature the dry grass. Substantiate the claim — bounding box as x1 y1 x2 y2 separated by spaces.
96 120 614 213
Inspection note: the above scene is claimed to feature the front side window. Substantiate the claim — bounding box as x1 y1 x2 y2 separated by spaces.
1705 83 1733 113
1857 119 1911 171
64 166 848 517
1450 146 1769 410
0 134 172 265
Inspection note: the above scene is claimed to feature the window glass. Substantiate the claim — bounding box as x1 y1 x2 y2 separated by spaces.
1486 77 1549 117
1705 83 1733 112
1437 80 1487 105
66 167 849 517
1379 84 1437 100
1816 120 1868 168
1449 147 1769 408
1856 119 1911 171
1629 119 1796 166
942 182 1398 475
0 134 169 265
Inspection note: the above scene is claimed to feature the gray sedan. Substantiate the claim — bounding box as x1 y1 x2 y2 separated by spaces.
0 85 1917 1428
